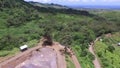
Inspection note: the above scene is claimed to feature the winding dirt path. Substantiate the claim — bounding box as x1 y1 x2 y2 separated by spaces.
52 42 81 68
66 48 81 68
71 55 81 68
88 37 101 68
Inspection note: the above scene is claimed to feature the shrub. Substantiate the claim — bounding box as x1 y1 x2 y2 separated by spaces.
107 46 115 53
88 52 95 60
80 50 87 57
97 52 103 57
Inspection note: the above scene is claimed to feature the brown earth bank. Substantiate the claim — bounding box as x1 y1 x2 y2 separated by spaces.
0 41 81 68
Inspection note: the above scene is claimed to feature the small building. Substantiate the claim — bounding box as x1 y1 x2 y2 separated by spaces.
20 45 28 52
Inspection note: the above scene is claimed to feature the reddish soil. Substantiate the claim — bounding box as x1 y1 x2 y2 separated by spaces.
0 56 14 63
0 42 81 68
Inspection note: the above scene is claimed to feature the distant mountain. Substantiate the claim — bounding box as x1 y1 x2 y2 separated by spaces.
69 5 120 10
28 1 93 17
29 1 68 9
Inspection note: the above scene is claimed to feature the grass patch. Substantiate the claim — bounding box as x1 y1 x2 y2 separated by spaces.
0 48 19 57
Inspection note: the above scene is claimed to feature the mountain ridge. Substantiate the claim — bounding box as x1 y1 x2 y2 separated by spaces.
29 1 68 9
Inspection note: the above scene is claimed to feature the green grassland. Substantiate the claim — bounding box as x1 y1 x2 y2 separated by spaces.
94 32 120 68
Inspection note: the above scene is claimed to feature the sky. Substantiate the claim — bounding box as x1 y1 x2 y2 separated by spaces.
24 0 120 6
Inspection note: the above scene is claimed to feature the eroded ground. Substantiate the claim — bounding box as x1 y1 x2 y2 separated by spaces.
16 47 57 68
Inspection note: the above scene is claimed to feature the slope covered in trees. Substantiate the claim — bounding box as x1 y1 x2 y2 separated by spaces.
0 0 120 68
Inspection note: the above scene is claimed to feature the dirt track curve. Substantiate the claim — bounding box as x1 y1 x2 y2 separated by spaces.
71 55 81 68
89 37 101 68
67 47 81 68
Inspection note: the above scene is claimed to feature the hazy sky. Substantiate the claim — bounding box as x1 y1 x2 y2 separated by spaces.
24 0 120 6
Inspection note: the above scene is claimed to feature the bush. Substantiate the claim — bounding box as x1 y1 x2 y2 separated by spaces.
107 46 115 53
0 51 9 57
80 50 87 57
88 52 95 60
97 52 102 57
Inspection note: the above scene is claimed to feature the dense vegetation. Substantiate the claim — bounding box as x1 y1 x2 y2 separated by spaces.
0 0 120 67
94 32 120 68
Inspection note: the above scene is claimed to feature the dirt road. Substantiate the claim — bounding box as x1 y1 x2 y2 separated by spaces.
52 42 82 68
89 37 101 68
51 42 66 68
71 55 81 68
0 43 43 68
66 48 81 68
0 42 82 68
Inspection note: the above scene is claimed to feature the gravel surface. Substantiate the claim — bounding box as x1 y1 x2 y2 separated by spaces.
15 47 57 68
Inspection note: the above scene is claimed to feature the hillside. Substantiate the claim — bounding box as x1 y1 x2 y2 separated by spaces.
94 32 120 68
0 0 120 68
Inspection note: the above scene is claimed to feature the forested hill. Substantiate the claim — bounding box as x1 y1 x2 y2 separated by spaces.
0 0 120 67
0 0 40 27
29 1 68 9
29 1 91 16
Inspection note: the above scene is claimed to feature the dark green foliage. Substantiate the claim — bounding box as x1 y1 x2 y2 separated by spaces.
88 52 95 60
97 52 102 57
80 50 87 57
0 35 18 50
101 58 109 67
34 6 93 16
60 35 73 46
107 46 115 53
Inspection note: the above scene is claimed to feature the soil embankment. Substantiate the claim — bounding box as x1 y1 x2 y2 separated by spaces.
0 42 82 68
